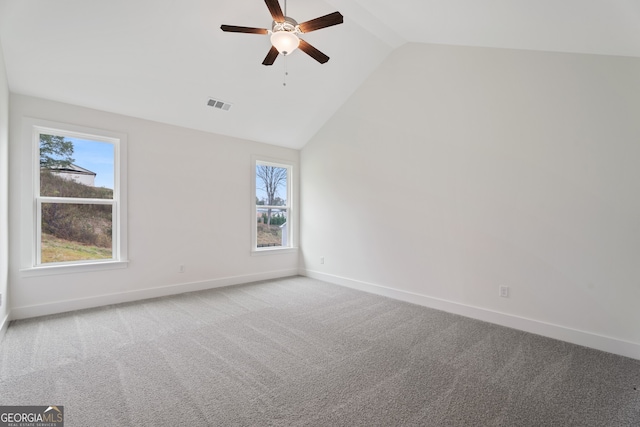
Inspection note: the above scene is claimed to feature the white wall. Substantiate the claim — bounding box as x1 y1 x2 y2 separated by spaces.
301 43 640 359
9 94 299 318
0 38 9 336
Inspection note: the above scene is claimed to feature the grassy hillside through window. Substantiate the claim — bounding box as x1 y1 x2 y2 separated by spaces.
40 171 113 263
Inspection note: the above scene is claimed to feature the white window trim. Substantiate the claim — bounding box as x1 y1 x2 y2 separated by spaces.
20 118 128 276
251 156 298 255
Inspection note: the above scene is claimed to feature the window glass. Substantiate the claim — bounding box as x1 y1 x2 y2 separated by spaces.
35 128 120 266
257 207 288 248
255 162 291 250
40 202 113 263
40 135 114 198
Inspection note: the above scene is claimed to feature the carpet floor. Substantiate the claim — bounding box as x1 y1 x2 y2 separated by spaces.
0 276 639 426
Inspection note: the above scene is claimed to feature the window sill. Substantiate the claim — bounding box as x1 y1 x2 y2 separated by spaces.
251 247 298 256
20 260 129 277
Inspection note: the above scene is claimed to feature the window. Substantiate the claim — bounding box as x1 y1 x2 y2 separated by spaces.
22 119 127 273
253 159 294 252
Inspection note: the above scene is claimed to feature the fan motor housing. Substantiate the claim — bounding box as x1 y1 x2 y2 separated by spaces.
272 17 299 34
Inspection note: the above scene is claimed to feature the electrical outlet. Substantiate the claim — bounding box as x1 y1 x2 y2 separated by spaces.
499 286 509 298
179 265 185 273
320 257 325 265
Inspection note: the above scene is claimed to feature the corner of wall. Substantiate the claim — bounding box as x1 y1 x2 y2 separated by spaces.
0 32 10 337
0 312 9 346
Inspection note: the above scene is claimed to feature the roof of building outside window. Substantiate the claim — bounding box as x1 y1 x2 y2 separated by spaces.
43 163 96 176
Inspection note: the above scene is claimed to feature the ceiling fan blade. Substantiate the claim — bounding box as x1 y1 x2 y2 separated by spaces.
220 25 269 35
264 0 285 22
262 46 280 66
298 39 330 64
298 11 343 33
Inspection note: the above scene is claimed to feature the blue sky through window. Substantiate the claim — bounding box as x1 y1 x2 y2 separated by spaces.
67 137 114 189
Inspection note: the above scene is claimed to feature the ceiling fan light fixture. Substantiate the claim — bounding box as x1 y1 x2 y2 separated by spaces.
270 30 299 55
221 0 343 65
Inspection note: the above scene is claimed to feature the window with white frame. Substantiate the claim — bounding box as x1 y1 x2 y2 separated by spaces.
253 159 293 251
23 119 127 271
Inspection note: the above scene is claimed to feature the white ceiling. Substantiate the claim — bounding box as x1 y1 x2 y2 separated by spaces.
1 0 639 149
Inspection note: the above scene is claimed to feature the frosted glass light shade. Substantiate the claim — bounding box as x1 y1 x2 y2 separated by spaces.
271 31 300 56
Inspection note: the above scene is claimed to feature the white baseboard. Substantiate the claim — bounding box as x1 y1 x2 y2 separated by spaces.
10 269 299 320
302 269 640 361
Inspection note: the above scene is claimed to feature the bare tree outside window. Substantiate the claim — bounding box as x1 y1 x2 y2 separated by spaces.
255 163 290 248
256 165 287 226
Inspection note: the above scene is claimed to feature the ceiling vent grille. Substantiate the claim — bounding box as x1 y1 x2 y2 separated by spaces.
207 98 232 111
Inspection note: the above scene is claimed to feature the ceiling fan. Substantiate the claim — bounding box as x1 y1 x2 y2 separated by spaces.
220 0 343 65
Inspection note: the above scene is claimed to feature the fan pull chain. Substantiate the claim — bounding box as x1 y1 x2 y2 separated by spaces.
283 0 288 86
283 56 288 87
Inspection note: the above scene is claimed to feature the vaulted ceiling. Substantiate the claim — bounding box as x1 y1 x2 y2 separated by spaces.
1 0 639 149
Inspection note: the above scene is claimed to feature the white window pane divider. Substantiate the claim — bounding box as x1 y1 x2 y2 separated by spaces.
38 197 115 205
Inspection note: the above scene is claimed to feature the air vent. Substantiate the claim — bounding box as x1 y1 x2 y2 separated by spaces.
207 98 232 111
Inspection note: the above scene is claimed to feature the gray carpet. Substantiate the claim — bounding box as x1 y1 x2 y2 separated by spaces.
0 276 638 426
